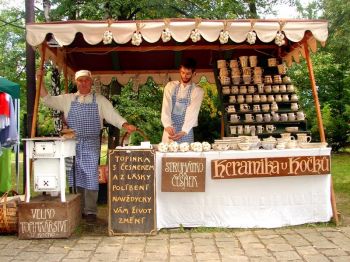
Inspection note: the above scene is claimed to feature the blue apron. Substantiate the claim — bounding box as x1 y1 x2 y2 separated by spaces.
67 93 101 190
171 83 194 143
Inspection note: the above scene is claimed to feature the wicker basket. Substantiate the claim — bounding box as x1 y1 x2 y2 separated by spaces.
0 190 20 234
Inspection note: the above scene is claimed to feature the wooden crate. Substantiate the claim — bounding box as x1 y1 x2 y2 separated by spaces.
18 194 81 239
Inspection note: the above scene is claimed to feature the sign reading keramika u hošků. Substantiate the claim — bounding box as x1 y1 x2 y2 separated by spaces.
211 155 330 179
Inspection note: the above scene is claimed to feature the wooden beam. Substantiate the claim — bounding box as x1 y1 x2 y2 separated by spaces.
91 69 213 75
303 41 326 142
64 44 277 53
31 45 46 138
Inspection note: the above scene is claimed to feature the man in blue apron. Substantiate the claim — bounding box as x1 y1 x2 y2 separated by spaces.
161 58 204 143
38 69 136 222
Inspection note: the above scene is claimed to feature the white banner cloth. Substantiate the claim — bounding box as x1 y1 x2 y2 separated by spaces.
156 148 332 229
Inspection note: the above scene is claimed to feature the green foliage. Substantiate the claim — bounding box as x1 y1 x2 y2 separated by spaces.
195 79 221 143
112 78 164 144
288 52 350 150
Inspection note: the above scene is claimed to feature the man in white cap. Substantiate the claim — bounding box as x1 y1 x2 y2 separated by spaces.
38 69 136 222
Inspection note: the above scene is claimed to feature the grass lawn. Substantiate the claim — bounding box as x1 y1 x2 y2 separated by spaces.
6 149 350 229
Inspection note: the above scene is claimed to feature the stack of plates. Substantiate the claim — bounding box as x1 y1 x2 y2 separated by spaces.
299 142 328 149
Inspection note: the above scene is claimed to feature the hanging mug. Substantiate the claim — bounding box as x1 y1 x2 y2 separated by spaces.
231 85 239 94
229 95 236 103
255 114 263 122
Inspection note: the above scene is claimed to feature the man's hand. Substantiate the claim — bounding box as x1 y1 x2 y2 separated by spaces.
122 123 137 133
169 131 186 141
165 126 175 137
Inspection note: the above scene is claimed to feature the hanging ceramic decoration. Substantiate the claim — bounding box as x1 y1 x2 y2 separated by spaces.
219 30 229 44
190 28 201 42
275 31 286 46
247 31 256 44
102 30 113 45
161 28 171 42
131 31 142 46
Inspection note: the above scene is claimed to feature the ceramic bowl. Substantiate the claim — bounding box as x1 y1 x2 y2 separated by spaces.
158 142 168 152
202 141 211 151
238 142 251 151
261 141 276 150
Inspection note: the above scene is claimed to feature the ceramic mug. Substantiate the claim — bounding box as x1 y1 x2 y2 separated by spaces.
253 104 261 112
272 85 280 93
297 133 312 143
230 59 239 68
248 85 256 94
230 126 237 135
272 112 280 121
274 75 282 84
239 56 248 67
230 114 240 122
267 95 275 102
288 113 296 121
253 94 260 103
260 95 267 102
262 104 270 112
257 125 264 134
253 75 262 84
229 95 236 103
232 76 241 85
279 84 287 92
282 94 289 102
237 125 244 135
240 104 250 111
255 114 263 122
291 103 299 111
245 114 254 122
231 85 239 94
287 84 295 92
290 94 298 101
246 95 253 103
242 67 251 76
275 94 282 102
249 56 258 67
271 102 278 111
264 85 272 93
257 84 264 93
237 95 245 103
254 67 263 75
296 111 305 120
222 86 230 95
225 105 236 113
244 125 251 134
240 85 247 94
266 125 276 133
265 76 273 84
280 113 288 121
231 67 241 76
263 113 271 122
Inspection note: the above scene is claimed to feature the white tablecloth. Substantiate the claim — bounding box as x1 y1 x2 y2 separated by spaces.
156 148 333 229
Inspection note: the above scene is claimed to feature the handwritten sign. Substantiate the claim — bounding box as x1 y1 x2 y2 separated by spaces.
211 155 330 179
161 157 206 192
18 194 81 239
108 149 156 235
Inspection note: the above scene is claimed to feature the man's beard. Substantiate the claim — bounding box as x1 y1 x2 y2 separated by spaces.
181 77 191 84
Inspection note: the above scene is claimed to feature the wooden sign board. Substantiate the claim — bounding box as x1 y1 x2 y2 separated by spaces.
212 155 330 179
161 157 206 192
18 194 81 239
108 149 156 235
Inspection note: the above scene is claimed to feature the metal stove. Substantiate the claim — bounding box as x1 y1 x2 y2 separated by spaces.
23 137 76 202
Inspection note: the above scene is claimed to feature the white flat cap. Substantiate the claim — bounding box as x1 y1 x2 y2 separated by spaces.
75 70 92 80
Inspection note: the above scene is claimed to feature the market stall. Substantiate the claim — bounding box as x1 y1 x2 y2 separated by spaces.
25 18 337 231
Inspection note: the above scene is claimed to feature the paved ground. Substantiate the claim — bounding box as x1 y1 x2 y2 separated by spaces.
1 226 350 261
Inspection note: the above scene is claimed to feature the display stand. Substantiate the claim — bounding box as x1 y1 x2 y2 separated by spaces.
23 137 76 202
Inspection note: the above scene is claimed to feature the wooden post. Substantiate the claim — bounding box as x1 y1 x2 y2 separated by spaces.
303 41 326 142
304 41 339 225
30 45 46 138
330 177 339 225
